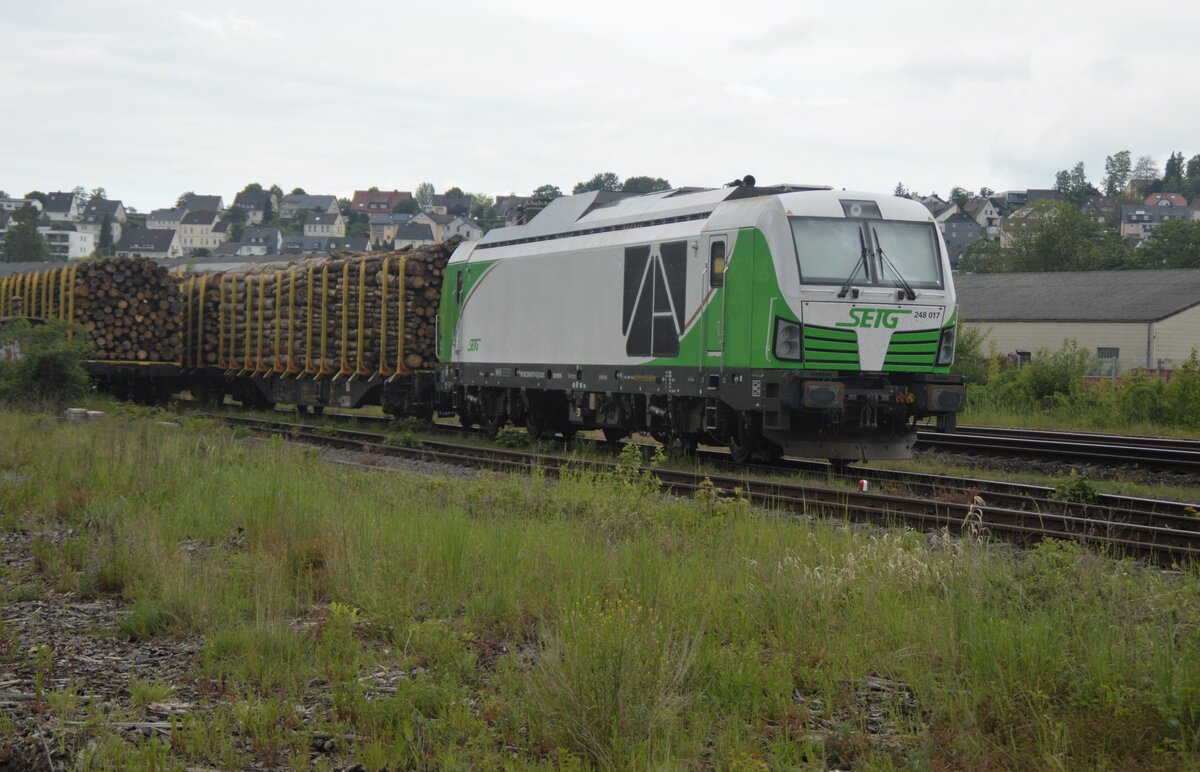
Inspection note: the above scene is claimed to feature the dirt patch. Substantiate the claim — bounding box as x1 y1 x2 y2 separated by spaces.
0 531 201 770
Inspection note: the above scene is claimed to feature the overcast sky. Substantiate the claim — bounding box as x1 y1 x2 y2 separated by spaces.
3 1 1198 212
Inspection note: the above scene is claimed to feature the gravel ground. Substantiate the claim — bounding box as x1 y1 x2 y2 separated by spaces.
0 531 201 770
914 448 1200 492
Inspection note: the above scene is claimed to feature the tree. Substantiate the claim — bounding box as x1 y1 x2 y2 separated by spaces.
392 199 420 214
175 191 194 208
1102 151 1132 197
532 184 562 202
468 193 494 220
2 204 50 263
87 187 107 203
338 197 352 217
98 213 114 255
956 238 1006 273
979 186 995 198
1133 220 1200 269
622 176 671 195
23 191 46 206
217 206 248 243
414 182 435 209
0 191 6 199
73 186 87 209
1187 155 1200 182
269 184 283 202
572 172 622 194
290 187 306 196
949 186 970 207
1053 162 1097 206
368 186 379 193
444 186 464 197
242 182 264 193
1132 155 1160 183
263 196 274 224
1164 152 1185 183
1005 200 1130 272
893 182 910 198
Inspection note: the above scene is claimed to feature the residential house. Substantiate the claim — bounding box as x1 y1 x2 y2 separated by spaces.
444 215 483 242
0 198 42 213
1121 202 1190 242
914 194 947 212
38 227 95 260
351 189 412 214
41 192 78 222
147 208 186 230
278 194 338 220
962 197 1001 239
0 212 10 237
114 228 180 260
1026 189 1062 204
304 211 346 238
1145 192 1188 209
1192 200 1200 222
495 195 532 224
941 212 984 266
179 210 225 254
213 227 281 257
231 190 278 225
179 193 224 212
393 222 434 249
409 211 453 242
77 199 127 245
281 235 369 255
425 193 471 217
368 213 412 246
1080 195 1118 225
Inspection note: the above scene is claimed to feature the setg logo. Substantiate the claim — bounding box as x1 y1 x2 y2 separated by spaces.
836 308 913 329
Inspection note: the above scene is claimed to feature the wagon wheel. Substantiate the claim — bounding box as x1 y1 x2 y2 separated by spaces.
757 440 784 464
828 458 852 475
525 404 554 441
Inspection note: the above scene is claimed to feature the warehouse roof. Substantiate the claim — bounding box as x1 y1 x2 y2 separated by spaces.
956 269 1200 323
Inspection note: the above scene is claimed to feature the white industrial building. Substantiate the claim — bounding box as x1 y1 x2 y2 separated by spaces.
956 269 1200 372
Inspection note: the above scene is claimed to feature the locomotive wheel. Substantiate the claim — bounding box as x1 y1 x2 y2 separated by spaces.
481 412 507 440
828 458 851 475
757 440 784 464
728 415 756 464
668 435 699 459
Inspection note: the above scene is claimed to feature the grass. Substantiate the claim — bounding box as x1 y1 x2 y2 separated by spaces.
2 406 1200 767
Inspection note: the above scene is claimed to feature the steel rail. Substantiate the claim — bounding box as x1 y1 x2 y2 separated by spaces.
213 414 1200 567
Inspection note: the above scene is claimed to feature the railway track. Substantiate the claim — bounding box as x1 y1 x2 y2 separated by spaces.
916 424 1200 472
213 413 1200 568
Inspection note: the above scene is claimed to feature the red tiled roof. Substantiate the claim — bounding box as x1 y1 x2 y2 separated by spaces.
351 190 412 211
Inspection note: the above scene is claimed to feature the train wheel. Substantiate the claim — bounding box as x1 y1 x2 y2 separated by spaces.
729 414 756 464
559 426 578 442
828 458 851 475
757 440 784 464
481 412 507 440
525 408 553 441
602 428 627 444
311 405 325 416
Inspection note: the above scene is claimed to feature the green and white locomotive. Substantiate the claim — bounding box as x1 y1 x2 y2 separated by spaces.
438 179 965 462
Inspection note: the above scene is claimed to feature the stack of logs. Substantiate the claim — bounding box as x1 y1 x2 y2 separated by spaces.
72 258 181 362
188 241 454 373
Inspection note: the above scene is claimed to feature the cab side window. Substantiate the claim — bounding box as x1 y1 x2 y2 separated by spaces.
710 240 726 288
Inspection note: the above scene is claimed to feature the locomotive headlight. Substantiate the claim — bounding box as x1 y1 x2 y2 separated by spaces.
936 326 957 366
774 319 802 362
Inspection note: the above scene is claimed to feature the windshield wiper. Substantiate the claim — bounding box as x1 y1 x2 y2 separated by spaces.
837 229 870 298
872 227 917 300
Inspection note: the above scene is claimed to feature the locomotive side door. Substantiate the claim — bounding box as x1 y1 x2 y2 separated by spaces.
702 234 728 368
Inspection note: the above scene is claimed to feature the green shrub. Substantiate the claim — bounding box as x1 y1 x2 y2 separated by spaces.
0 320 93 405
1165 352 1200 428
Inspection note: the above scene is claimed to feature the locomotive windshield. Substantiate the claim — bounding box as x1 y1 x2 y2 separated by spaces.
790 218 943 290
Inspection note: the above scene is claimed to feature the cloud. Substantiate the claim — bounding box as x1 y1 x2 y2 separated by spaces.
897 52 1031 85
732 18 817 53
180 12 263 38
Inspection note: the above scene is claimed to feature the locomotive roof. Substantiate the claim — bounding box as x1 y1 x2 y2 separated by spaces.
460 186 933 261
